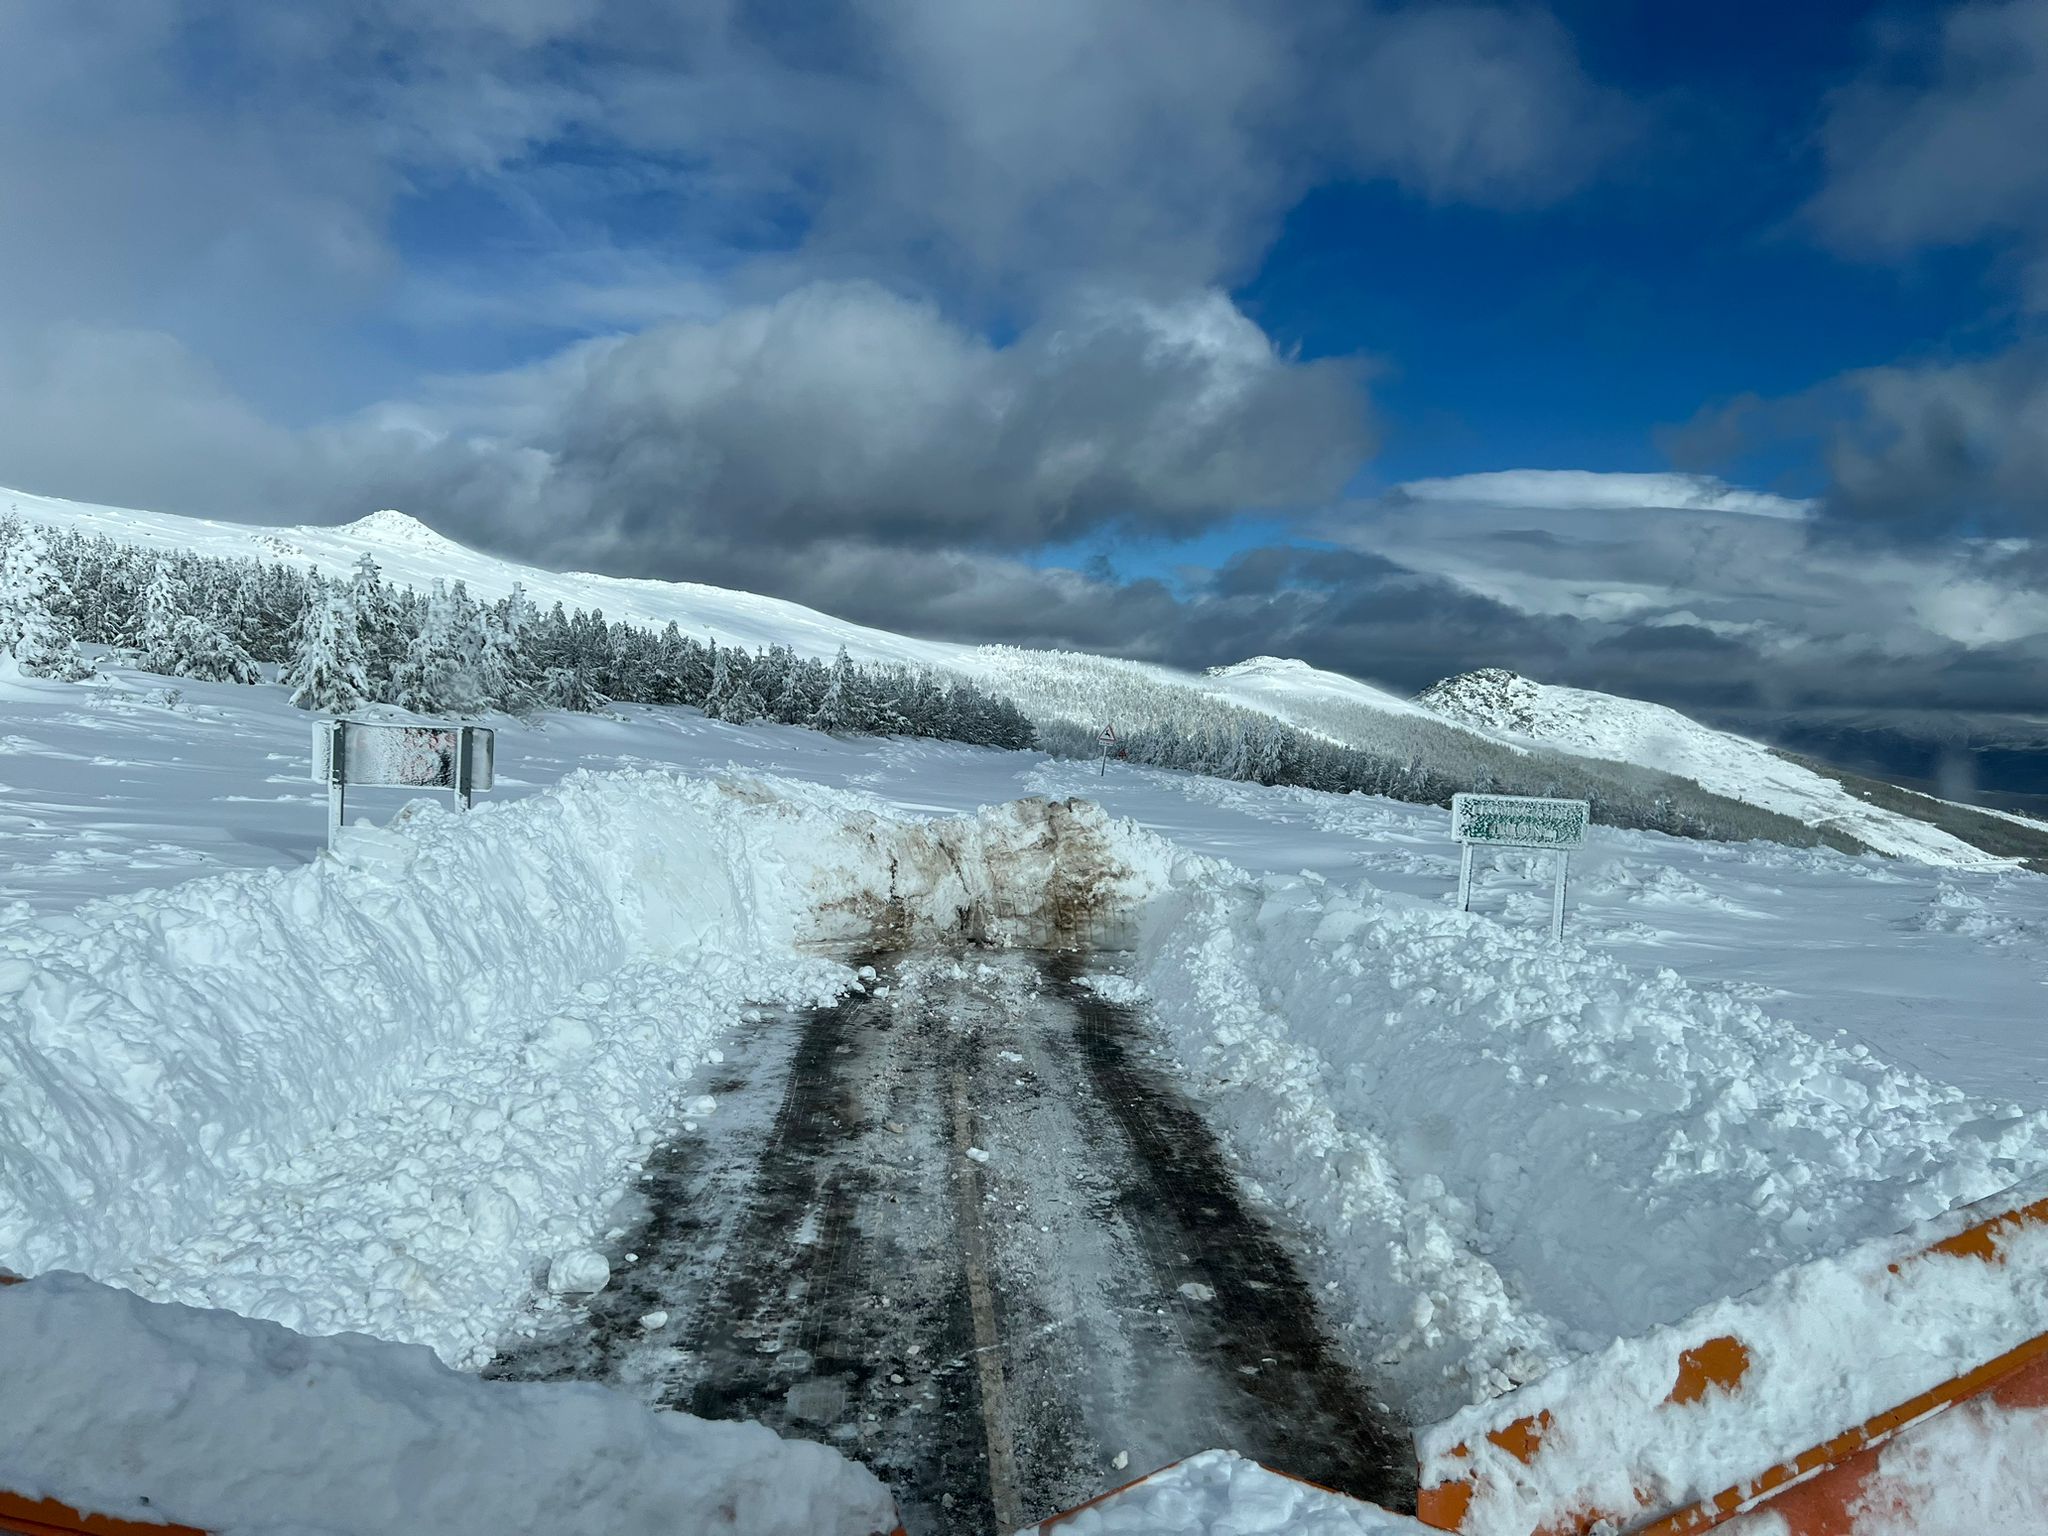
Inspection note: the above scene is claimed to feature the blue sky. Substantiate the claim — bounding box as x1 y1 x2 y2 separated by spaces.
3 0 2048 770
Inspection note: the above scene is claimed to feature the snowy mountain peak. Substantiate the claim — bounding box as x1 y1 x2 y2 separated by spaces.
330 508 470 554
1415 668 1544 733
1205 656 1313 679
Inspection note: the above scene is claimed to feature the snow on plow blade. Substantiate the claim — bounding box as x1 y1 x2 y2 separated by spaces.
1414 1174 2048 1534
0 1492 205 1536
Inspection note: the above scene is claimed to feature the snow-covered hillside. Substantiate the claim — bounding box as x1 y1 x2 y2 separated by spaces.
1202 655 1442 727
1418 667 2003 867
2 485 960 668
4 483 1443 751
6 482 2026 869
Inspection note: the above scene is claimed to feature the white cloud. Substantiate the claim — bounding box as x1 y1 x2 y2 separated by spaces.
1324 467 2048 665
1395 469 1814 520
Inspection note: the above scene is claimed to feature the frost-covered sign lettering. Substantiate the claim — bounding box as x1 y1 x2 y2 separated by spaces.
1450 791 1588 942
311 720 495 848
1451 792 1587 850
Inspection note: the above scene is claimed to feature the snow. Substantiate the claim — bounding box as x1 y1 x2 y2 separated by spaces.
0 1271 898 1536
1842 1395 2048 1534
1417 668 2001 867
0 766 1159 1366
13 480 2012 869
1 484 961 669
1026 1451 1428 1534
1202 656 1439 725
7 488 2048 1528
1415 1178 2048 1536
1117 851 2048 1420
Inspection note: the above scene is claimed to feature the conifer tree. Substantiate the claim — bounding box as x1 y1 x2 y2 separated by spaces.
285 573 369 713
0 517 93 680
808 647 855 733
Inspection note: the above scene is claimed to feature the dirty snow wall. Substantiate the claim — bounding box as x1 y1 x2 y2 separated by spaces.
0 771 1161 1363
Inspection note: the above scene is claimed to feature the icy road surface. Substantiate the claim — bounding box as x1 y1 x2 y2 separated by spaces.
487 949 1412 1533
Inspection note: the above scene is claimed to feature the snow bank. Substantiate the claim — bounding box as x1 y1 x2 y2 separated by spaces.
1415 1176 2048 1535
0 1271 897 1536
0 771 1161 1362
1129 866 2048 1420
1025 1450 1427 1534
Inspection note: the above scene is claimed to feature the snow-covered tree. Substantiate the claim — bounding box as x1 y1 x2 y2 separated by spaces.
285 574 369 712
480 583 539 713
808 647 855 733
719 653 767 724
545 664 604 713
389 579 490 716
155 614 261 683
0 517 93 681
133 560 258 682
349 554 408 696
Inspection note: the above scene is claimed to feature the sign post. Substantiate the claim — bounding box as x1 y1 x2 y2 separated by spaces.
1449 792 1589 943
312 720 497 850
1097 725 1117 778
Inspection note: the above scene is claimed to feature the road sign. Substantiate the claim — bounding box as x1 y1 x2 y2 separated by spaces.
1097 725 1118 775
1451 792 1587 850
312 719 495 848
1449 792 1589 942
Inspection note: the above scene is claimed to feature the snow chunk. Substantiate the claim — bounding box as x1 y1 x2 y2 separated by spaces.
546 1249 610 1295
0 1273 897 1536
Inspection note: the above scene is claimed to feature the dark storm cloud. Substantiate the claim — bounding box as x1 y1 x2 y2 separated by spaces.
1823 349 2048 536
1670 345 2048 541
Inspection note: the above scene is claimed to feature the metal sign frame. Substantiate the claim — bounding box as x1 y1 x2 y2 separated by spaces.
1449 791 1589 943
312 719 496 849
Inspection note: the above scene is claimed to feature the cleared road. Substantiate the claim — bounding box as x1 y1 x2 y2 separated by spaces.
489 949 1413 1533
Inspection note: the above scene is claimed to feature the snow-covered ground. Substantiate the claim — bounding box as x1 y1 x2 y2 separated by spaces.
8 654 2048 1384
9 595 2048 1530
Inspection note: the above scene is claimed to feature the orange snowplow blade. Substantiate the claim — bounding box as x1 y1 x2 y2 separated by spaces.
0 1492 204 1536
1416 1178 2048 1534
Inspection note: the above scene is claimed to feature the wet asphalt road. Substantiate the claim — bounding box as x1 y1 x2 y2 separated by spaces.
487 949 1414 1533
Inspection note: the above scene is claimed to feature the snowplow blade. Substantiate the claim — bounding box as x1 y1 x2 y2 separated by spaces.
1415 1174 2048 1534
0 1493 206 1536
